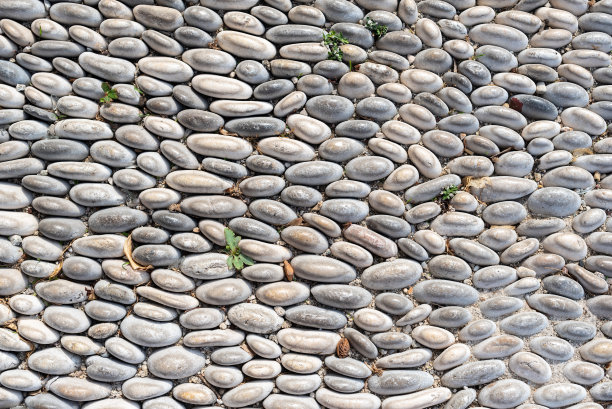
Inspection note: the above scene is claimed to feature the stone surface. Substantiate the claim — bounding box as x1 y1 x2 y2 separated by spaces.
0 1 608 407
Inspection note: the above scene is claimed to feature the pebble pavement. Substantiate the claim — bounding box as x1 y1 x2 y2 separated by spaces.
0 0 611 408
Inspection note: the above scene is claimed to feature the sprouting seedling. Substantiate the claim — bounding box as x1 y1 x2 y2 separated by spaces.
134 85 144 95
100 82 118 104
364 17 388 39
224 228 254 271
439 185 459 201
323 31 349 61
38 26 42 36
472 53 485 60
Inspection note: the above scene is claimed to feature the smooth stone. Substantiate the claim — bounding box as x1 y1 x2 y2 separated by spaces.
217 30 276 60
264 395 319 409
324 374 364 393
429 307 472 328
413 279 479 306
441 360 506 388
527 293 583 319
285 305 346 330
86 356 136 382
587 295 612 319
433 343 471 371
305 95 354 124
147 346 205 379
382 388 452 409
316 389 380 409
258 137 315 162
563 361 604 385
579 338 612 363
121 378 172 401
203 365 243 389
431 212 485 237
499 311 548 336
280 353 323 375
374 293 413 315
277 328 340 355
412 325 455 349
120 315 181 347
47 377 110 402
196 278 251 306
358 259 421 290
285 161 343 186
507 351 552 384
529 336 575 362
291 255 355 283
478 380 531 409
181 195 247 219
228 303 283 334
25 393 78 409
533 383 586 408
311 284 372 309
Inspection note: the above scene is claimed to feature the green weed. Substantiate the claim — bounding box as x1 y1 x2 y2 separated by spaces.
100 82 118 104
324 31 349 61
439 185 459 201
364 17 388 39
224 228 254 270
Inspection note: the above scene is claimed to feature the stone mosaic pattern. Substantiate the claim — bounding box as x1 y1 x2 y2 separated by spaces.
0 0 611 408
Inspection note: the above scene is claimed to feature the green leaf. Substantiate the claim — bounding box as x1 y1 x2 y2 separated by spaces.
439 184 459 201
239 254 254 266
226 257 233 268
101 82 112 93
364 17 388 39
233 255 244 270
224 228 236 248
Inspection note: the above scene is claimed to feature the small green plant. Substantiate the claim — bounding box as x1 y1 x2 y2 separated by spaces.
323 31 349 61
472 53 485 60
439 185 459 201
100 82 118 104
364 17 388 39
134 85 144 95
38 26 42 36
224 228 254 270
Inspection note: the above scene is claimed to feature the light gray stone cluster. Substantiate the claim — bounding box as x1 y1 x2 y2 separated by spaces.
0 0 611 408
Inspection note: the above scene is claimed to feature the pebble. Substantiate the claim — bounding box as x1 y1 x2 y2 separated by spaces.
441 360 506 388
147 346 205 379
579 338 612 363
478 380 530 408
277 328 340 355
533 383 586 408
472 334 524 359
509 351 552 384
47 377 111 402
316 389 380 409
382 388 451 409
413 279 479 306
500 311 548 336
530 336 575 361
